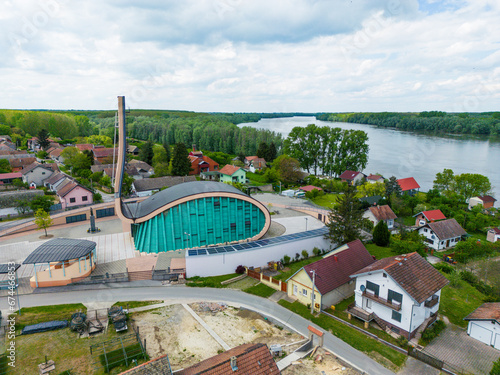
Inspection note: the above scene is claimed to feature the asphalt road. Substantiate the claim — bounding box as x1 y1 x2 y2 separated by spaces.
3 284 395 375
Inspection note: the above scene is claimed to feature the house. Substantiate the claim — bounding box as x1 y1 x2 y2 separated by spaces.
469 195 497 210
418 218 466 250
75 144 94 152
219 165 246 184
176 343 280 375
414 209 446 227
126 144 139 155
132 176 197 197
128 159 154 177
363 205 397 229
200 171 220 181
188 153 219 175
397 177 420 196
298 185 323 193
464 303 500 350
48 148 65 163
44 172 67 192
91 164 141 180
0 172 22 184
8 157 36 172
286 239 376 310
339 170 366 185
248 158 267 172
367 174 384 183
487 228 500 243
57 181 93 209
349 252 449 339
244 155 259 166
92 147 118 164
21 163 57 187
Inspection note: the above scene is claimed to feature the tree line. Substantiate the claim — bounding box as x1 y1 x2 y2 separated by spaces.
283 124 369 176
317 111 500 136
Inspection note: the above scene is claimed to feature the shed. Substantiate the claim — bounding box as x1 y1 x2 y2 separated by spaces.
464 303 500 350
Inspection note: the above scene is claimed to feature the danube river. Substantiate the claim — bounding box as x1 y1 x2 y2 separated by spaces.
239 116 500 198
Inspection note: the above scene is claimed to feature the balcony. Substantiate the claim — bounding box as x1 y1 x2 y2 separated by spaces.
347 303 373 322
362 291 401 311
424 296 439 308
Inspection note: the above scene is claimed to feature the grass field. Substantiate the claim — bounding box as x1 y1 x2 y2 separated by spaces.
272 255 323 281
113 301 163 309
15 303 87 330
310 193 339 208
243 283 276 298
364 243 396 260
185 273 240 288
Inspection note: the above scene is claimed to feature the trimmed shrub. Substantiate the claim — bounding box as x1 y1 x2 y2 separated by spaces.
235 265 245 274
373 220 390 247
419 320 446 345
433 263 455 274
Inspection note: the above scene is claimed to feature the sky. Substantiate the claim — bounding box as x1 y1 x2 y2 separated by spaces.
1 0 499 112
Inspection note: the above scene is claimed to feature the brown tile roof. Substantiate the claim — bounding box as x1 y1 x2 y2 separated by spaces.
367 174 383 181
45 172 66 185
490 228 500 235
0 149 23 156
133 176 197 192
219 164 241 176
20 162 56 175
298 185 323 192
245 156 259 162
55 178 72 192
351 252 449 304
368 205 397 221
397 177 420 191
465 303 500 323
128 159 154 171
339 170 363 180
49 148 64 157
424 218 466 240
76 144 94 151
9 157 36 169
177 343 279 375
57 182 92 197
299 239 376 295
92 147 118 158
478 195 497 203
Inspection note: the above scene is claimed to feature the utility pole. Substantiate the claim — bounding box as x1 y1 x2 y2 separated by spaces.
310 270 316 314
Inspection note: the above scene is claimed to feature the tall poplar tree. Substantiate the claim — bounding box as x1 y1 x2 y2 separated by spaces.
171 143 192 176
325 187 363 245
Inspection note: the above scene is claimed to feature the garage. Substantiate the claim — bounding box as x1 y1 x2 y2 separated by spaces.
494 333 500 350
469 322 493 346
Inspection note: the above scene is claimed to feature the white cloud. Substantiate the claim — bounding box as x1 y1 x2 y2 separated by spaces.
0 0 498 111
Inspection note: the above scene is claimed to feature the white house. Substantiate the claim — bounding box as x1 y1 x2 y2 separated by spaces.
21 163 57 187
363 205 397 229
349 252 449 339
487 228 500 243
417 218 466 251
464 303 500 350
339 170 366 185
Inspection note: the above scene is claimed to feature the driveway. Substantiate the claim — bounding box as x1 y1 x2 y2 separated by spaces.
1 284 396 375
423 324 500 374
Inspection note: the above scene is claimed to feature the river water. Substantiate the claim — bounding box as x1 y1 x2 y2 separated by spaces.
239 116 500 198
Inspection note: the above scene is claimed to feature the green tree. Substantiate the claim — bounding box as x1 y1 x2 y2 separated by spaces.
326 187 364 245
36 150 48 159
267 142 278 162
171 143 192 176
37 128 51 150
121 172 134 197
29 195 53 213
140 140 155 166
373 220 391 247
0 159 12 173
272 155 302 183
93 192 103 203
60 147 79 166
433 168 454 192
256 142 269 159
0 124 11 135
152 144 167 167
162 143 171 164
452 173 491 201
391 231 427 257
153 162 170 177
490 357 500 375
100 175 112 188
85 135 112 147
385 176 402 198
14 199 31 215
356 182 386 198
34 208 52 237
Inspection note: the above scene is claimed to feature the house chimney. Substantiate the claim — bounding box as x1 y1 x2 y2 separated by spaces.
230 356 238 371
334 255 338 262
192 144 196 152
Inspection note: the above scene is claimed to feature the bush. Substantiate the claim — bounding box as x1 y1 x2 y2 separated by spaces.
295 253 300 261
301 250 309 259
93 192 103 203
283 255 291 265
235 265 245 274
419 320 446 345
491 358 500 375
433 263 455 274
312 247 321 257
373 220 390 247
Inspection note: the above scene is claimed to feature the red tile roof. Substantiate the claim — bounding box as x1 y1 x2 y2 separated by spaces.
368 205 397 221
177 343 279 375
490 228 500 235
245 156 259 162
478 195 497 203
367 174 383 181
351 252 449 303
423 218 466 240
299 185 323 192
219 164 241 176
299 239 375 295
339 170 362 180
76 144 94 151
465 303 500 323
397 177 420 191
0 172 22 180
92 148 118 158
421 209 446 222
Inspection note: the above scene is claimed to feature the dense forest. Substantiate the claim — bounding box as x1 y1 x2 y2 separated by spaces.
316 112 500 135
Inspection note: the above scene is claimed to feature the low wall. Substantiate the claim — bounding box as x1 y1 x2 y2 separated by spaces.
186 234 331 277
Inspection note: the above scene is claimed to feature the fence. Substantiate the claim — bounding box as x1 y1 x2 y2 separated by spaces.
246 268 287 293
408 347 445 371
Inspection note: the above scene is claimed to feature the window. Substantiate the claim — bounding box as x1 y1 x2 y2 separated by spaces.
66 214 86 224
424 228 428 232
383 273 387 278
388 289 403 305
302 289 308 296
69 197 76 203
42 172 46 175
82 196 88 202
366 281 380 296
425 238 434 244
392 310 402 322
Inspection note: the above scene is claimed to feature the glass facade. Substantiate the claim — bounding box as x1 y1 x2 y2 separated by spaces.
133 196 266 253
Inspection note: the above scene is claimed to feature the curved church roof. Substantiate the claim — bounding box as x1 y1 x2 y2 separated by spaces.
121 181 248 220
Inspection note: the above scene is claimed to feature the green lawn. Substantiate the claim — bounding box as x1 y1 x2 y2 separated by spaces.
364 243 396 260
185 273 240 288
439 276 487 328
311 193 339 208
243 283 276 298
402 216 416 226
279 301 406 371
15 303 87 330
273 255 323 281
113 301 163 309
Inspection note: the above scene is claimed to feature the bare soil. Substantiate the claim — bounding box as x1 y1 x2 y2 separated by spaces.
282 347 361 375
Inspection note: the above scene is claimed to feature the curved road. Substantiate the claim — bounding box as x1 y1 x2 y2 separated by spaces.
3 284 395 375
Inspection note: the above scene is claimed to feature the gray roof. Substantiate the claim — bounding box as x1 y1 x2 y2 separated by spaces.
0 264 21 274
424 218 467 239
133 176 196 192
23 238 96 264
123 181 247 219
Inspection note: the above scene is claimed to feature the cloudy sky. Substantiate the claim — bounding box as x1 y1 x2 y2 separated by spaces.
1 0 499 112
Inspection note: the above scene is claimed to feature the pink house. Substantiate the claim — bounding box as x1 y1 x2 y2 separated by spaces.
57 182 93 209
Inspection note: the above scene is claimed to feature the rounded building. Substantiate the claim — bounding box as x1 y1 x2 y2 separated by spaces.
120 181 271 253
